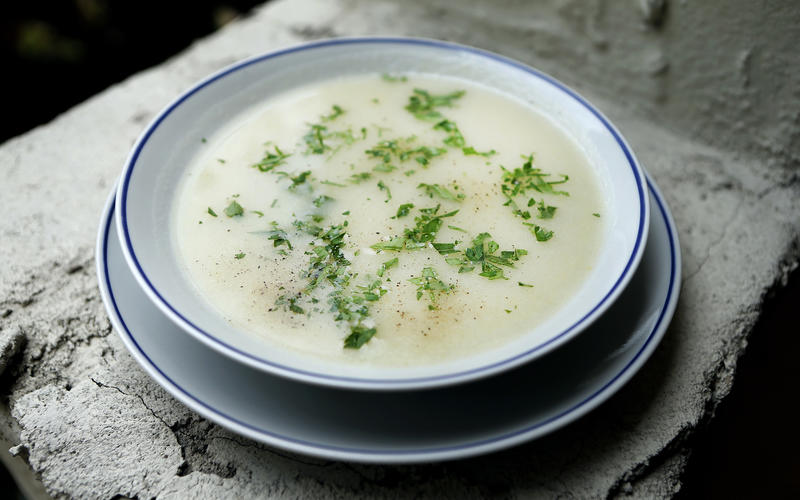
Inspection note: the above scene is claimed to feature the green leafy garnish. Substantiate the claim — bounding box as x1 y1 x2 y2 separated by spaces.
344 325 377 349
321 104 345 122
433 119 465 148
518 282 533 287
377 180 392 202
381 73 408 83
303 124 329 154
593 212 601 217
251 210 264 217
207 207 217 217
224 200 244 217
349 172 372 184
395 203 414 218
234 252 245 260
371 205 458 252
253 145 291 172
448 225 467 232
439 232 527 279
417 183 465 202
463 146 497 157
525 223 554 241
409 267 453 310
377 257 399 277
312 195 334 208
405 89 465 121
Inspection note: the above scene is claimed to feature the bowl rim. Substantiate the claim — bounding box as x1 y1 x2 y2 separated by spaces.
116 36 650 390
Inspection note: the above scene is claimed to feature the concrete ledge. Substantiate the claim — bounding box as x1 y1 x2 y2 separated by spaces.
1 0 798 498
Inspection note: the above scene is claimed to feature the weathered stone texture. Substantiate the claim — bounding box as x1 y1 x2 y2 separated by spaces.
1 0 798 498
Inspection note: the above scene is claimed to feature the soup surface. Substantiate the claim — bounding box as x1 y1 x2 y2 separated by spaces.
174 73 606 367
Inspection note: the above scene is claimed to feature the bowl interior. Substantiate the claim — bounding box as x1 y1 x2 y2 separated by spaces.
117 38 648 389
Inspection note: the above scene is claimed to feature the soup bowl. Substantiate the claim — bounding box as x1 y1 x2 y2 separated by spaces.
116 37 649 390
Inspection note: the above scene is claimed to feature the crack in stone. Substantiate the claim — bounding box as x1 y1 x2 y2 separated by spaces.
682 200 743 286
90 378 172 430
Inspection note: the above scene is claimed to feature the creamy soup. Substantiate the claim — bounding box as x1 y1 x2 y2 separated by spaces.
174 73 606 368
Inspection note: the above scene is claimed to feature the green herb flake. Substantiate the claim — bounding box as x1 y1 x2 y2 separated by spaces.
518 282 534 287
253 145 291 172
448 225 467 232
201 137 207 143
217 158 226 164
417 183 465 202
525 223 554 241
321 104 345 122
251 210 264 217
344 325 377 349
224 200 244 217
593 212 601 217
312 195 334 208
405 89 465 121
207 207 218 217
377 257 399 277
395 203 414 218
462 146 497 157
377 180 392 202
409 267 453 310
349 172 372 184
381 73 408 83
234 252 246 260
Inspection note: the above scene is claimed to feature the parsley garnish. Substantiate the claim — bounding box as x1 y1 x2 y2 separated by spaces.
395 203 414 218
409 267 453 310
439 232 527 279
312 195 334 208
253 145 291 172
593 212 601 217
501 154 568 240
251 210 264 217
224 200 244 217
377 180 391 202
349 172 372 184
377 257 399 277
207 207 218 217
381 73 408 83
371 205 458 252
234 252 245 259
417 183 465 202
518 282 534 287
405 89 465 121
321 104 345 122
463 146 497 157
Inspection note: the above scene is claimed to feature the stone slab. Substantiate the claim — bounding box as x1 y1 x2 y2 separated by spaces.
1 0 798 498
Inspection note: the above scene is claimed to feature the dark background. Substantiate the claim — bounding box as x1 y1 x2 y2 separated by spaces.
2 1 798 498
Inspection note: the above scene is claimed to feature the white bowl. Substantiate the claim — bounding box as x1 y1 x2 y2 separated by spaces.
116 38 649 390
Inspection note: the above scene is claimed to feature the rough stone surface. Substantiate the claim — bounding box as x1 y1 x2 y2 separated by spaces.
1 0 798 498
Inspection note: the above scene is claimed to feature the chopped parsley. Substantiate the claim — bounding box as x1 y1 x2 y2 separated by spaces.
377 257 399 277
371 205 458 252
253 145 291 172
463 146 497 157
501 154 568 240
593 212 601 217
251 210 264 217
405 88 465 121
321 104 345 122
224 200 244 217
417 183 465 202
312 195 334 208
382 73 408 83
518 282 534 287
377 180 392 202
409 267 453 310
438 232 528 280
207 207 218 217
395 203 414 218
234 252 245 260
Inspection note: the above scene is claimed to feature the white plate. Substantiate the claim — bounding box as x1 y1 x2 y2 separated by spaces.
116 38 649 389
97 175 678 463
